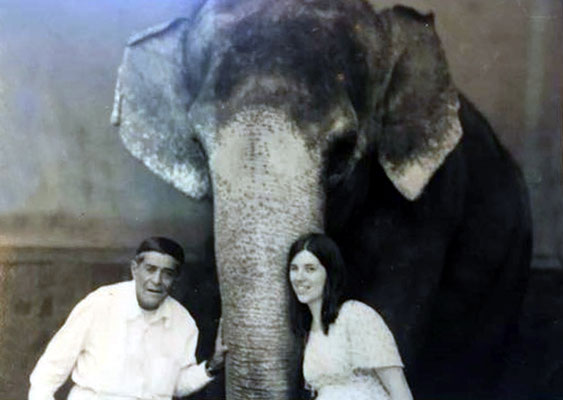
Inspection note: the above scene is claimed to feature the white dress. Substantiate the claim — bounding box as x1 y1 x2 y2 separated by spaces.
303 300 404 400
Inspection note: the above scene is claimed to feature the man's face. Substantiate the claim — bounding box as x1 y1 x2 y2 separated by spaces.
131 251 179 310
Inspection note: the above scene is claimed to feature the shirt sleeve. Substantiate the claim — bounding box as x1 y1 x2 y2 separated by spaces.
28 291 97 400
344 301 404 369
174 325 213 396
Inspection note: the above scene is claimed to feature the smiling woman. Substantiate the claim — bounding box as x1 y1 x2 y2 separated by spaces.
287 233 413 400
289 250 327 307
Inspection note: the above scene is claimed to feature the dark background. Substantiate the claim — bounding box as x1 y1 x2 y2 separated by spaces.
0 1 561 398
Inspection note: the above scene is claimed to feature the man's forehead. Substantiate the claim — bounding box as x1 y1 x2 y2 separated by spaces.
138 251 179 268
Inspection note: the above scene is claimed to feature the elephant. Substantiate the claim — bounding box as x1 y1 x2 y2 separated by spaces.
110 0 531 399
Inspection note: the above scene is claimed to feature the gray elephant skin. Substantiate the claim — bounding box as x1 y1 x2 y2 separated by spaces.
111 1 531 399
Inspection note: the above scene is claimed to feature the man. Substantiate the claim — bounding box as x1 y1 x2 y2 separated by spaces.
29 237 226 400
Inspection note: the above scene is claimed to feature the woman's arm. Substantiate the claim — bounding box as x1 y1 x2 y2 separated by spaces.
355 366 413 400
376 367 413 400
345 302 412 399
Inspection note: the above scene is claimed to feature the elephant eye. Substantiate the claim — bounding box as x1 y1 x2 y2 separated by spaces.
191 136 206 156
187 136 209 167
325 130 358 187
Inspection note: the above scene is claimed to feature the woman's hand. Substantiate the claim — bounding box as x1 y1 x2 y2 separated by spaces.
355 367 413 400
375 367 413 400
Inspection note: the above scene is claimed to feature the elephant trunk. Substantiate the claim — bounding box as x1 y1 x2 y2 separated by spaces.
210 107 324 399
215 198 321 399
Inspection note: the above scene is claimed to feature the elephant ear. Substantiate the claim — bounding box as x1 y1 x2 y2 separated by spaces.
376 6 462 201
111 19 210 199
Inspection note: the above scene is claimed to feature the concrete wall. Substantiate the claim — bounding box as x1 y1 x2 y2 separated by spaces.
0 248 130 398
0 0 213 250
0 1 561 399
0 0 560 258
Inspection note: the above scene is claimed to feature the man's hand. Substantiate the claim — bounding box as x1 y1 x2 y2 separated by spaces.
206 318 227 376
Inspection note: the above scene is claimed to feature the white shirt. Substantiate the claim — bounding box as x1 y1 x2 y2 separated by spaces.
29 281 212 400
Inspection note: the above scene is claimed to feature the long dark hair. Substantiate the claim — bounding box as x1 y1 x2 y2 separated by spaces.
287 233 346 337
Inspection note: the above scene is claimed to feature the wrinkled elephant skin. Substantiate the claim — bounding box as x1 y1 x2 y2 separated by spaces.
112 1 531 399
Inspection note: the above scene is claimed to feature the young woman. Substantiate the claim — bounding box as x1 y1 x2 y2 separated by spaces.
288 233 413 400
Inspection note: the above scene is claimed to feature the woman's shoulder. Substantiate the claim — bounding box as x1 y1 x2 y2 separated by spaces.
340 301 404 368
339 299 381 317
338 300 386 329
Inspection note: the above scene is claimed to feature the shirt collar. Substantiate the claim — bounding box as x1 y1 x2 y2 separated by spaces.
124 280 172 328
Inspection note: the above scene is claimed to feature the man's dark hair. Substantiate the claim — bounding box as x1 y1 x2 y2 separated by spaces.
135 237 185 266
287 233 346 337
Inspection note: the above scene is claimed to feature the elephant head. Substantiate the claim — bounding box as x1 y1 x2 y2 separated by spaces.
112 1 462 398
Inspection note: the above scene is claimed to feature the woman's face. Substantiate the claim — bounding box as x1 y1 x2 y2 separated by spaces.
289 250 327 305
